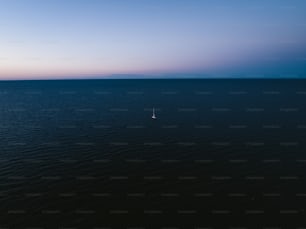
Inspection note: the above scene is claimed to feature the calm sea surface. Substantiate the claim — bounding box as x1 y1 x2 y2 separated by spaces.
0 79 306 228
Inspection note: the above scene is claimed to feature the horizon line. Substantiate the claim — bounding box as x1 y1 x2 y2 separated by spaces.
1 75 306 82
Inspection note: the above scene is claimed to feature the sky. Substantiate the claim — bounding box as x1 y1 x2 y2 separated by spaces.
0 0 306 79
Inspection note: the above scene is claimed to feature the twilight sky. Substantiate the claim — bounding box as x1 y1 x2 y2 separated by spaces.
0 0 306 79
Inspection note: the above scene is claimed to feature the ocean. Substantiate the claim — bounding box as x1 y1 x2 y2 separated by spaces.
0 79 306 228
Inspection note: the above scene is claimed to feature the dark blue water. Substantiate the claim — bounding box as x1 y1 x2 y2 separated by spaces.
0 79 306 228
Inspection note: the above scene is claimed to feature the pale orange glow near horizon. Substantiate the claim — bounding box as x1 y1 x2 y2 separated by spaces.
0 53 228 80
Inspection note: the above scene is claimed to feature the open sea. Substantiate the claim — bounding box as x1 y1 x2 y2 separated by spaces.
0 79 306 228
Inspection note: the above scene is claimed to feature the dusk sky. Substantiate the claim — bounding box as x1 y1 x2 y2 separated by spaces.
0 0 306 79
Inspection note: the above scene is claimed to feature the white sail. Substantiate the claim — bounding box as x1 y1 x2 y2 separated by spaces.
152 108 156 119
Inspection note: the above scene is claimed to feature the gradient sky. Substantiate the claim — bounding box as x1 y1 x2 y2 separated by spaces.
0 0 306 79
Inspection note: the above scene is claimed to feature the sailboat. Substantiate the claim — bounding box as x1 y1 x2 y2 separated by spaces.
152 108 157 119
